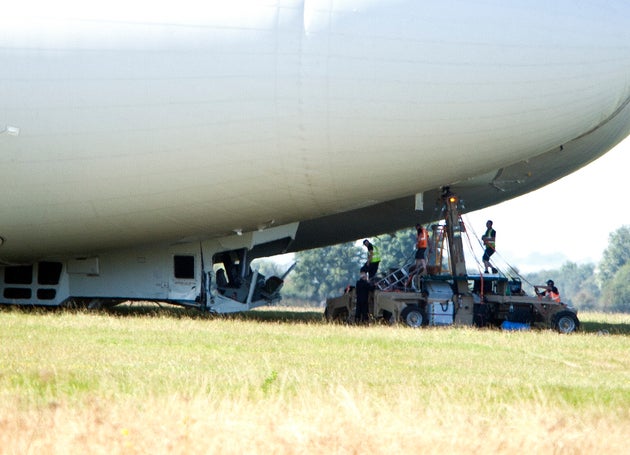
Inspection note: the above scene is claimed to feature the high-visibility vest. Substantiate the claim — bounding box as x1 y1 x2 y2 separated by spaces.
417 228 428 249
370 245 381 263
549 291 561 303
484 228 496 249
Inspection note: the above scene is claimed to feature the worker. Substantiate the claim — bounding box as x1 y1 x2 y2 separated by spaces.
414 223 428 274
481 220 498 274
362 239 381 280
535 280 561 303
354 267 373 324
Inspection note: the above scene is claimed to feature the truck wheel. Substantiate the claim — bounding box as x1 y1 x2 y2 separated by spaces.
553 311 579 334
400 306 426 328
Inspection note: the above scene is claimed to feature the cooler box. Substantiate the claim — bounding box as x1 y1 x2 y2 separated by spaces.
501 321 530 331
429 301 453 326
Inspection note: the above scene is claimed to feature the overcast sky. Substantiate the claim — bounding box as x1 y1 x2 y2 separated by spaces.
463 135 630 273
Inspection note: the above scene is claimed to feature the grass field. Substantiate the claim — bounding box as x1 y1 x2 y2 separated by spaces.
1 305 628 454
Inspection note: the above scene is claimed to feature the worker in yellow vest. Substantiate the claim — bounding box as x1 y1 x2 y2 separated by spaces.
362 239 381 280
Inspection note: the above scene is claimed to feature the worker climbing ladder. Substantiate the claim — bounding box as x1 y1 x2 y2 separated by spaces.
374 222 451 292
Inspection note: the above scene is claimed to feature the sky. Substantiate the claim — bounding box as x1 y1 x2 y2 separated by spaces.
462 136 630 273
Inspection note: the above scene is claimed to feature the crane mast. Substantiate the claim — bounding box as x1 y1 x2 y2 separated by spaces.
440 189 475 324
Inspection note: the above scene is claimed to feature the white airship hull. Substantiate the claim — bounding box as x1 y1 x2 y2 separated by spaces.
1 1 629 308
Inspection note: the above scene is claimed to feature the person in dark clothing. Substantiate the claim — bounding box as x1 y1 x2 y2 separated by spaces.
481 220 497 274
355 268 373 324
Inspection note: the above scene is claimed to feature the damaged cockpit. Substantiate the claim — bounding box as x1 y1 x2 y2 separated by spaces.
0 222 299 313
210 247 295 312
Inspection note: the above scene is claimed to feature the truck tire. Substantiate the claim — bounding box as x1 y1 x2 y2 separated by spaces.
553 310 580 334
400 306 426 328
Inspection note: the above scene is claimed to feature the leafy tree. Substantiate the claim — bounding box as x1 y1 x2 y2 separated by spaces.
557 262 600 309
523 269 553 292
598 225 630 284
369 229 417 271
251 259 287 278
601 263 630 313
288 242 363 303
281 229 418 304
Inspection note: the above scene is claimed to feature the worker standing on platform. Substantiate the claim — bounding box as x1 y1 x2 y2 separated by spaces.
481 220 497 274
362 239 381 280
414 223 429 274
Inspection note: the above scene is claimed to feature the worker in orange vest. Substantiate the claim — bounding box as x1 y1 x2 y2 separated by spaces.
535 279 561 303
414 223 429 274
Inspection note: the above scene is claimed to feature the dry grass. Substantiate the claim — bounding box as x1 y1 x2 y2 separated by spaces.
0 306 628 454
2 392 627 455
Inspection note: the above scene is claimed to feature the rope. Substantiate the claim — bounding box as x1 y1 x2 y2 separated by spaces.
491 248 538 289
460 216 486 298
461 214 537 290
460 216 485 273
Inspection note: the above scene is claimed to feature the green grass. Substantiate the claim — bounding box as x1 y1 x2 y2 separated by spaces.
1 305 629 453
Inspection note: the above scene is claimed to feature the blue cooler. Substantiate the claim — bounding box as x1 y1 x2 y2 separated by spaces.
501 320 530 331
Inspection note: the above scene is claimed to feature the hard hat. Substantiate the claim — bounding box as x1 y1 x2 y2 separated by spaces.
546 280 554 286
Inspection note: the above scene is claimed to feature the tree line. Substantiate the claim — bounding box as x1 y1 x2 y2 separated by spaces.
256 225 630 313
522 225 630 312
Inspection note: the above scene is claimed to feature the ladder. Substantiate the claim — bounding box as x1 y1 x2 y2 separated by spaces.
375 262 417 291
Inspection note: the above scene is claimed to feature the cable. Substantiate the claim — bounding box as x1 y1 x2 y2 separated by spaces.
461 216 485 273
461 213 537 291
460 216 487 298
